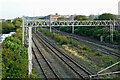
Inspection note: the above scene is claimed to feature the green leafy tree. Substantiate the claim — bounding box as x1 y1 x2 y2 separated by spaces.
2 21 15 34
89 15 95 20
98 13 118 20
74 15 89 20
57 17 66 20
12 18 22 29
2 35 28 78
39 17 45 19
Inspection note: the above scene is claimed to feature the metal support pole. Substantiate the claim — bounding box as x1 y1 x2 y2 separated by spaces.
97 61 120 74
72 25 74 34
35 27 36 33
100 36 103 43
110 24 113 43
89 61 120 78
113 20 115 31
90 71 120 78
49 18 52 32
22 17 24 45
26 26 27 36
72 17 74 34
28 27 32 76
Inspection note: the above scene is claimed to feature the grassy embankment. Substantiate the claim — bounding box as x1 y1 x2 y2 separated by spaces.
39 28 120 79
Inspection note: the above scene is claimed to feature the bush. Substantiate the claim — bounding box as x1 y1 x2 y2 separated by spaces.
58 26 120 44
2 30 28 78
39 28 74 45
2 21 15 34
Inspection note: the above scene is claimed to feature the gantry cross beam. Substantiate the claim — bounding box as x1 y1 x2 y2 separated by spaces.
25 19 120 27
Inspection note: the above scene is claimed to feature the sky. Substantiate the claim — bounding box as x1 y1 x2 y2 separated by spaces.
0 0 120 19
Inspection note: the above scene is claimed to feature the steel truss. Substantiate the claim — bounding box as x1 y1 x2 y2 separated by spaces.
25 19 120 27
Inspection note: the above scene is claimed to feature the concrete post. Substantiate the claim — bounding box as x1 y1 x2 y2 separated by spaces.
72 17 74 34
35 27 36 33
100 36 103 42
26 25 28 36
113 20 115 31
49 17 52 32
22 17 24 45
72 25 74 34
110 24 114 43
28 27 32 76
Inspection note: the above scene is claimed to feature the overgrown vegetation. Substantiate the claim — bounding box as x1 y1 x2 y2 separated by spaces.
74 15 89 20
39 28 120 78
58 26 120 44
98 13 118 20
1 18 38 78
2 28 28 78
39 28 74 45
57 17 66 20
2 21 15 34
12 18 22 29
2 18 22 34
56 13 120 44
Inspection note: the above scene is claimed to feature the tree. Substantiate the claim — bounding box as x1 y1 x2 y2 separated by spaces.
2 34 28 78
89 15 95 20
39 17 45 19
57 17 66 20
98 13 118 20
74 15 89 20
2 21 15 34
12 18 22 29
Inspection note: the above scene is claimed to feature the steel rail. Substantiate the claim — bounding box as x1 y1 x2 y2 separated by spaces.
32 37 60 79
35 30 92 79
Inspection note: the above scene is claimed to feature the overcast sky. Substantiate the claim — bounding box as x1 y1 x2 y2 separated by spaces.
0 0 120 19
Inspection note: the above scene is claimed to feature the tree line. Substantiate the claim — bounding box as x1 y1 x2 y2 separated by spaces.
55 13 120 44
57 13 118 20
2 18 22 34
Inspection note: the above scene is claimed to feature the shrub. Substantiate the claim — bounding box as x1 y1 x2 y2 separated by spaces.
2 30 28 78
39 28 74 45
57 26 120 44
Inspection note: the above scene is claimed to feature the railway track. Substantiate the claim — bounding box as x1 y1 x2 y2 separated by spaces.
32 38 60 79
33 36 83 79
52 29 120 58
33 30 93 79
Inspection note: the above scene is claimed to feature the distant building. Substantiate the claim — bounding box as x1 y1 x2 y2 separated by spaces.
46 13 61 21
